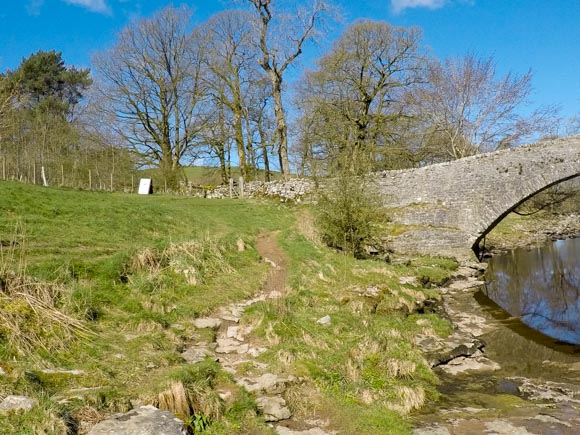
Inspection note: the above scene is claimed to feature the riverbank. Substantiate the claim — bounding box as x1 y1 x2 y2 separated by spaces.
412 219 580 434
483 211 580 254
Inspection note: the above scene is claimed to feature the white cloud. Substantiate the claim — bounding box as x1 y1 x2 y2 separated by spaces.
391 0 448 13
61 0 112 15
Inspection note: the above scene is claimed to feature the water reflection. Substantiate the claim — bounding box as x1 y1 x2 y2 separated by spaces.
484 238 580 344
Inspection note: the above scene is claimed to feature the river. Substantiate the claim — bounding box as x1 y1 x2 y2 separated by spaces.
484 237 580 345
413 237 580 434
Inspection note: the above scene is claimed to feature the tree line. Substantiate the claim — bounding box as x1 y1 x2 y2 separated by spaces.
1 1 578 189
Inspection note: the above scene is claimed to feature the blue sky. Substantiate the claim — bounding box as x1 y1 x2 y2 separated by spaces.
1 0 579 119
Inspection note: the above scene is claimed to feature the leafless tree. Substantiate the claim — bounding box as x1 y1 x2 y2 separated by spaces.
92 6 206 187
246 0 337 178
406 54 558 160
197 10 262 182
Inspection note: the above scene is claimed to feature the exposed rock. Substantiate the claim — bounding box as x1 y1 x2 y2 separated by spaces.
265 257 278 268
446 280 485 292
412 425 451 435
256 396 291 422
236 239 245 252
0 395 37 415
0 367 6 376
226 326 245 341
316 315 331 325
268 290 283 299
193 317 222 329
215 337 249 354
438 350 501 375
237 373 295 394
248 347 268 357
514 377 580 404
88 405 185 435
416 330 485 367
181 347 216 364
276 426 332 435
399 276 417 285
484 420 532 434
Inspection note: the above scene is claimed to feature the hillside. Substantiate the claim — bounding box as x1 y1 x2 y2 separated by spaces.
0 181 456 434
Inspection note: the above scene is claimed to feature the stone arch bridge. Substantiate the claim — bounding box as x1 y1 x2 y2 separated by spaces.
376 136 580 259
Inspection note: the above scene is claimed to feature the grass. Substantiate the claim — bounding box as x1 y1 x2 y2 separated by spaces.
0 181 457 434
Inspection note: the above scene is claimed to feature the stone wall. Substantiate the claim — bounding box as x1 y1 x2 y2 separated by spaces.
205 179 315 202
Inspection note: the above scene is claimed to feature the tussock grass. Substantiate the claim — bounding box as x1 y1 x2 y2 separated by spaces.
0 246 90 357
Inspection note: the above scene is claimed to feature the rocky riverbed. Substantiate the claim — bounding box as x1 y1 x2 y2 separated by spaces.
412 255 580 434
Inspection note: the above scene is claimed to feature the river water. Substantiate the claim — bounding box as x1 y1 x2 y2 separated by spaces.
413 237 580 433
484 237 580 345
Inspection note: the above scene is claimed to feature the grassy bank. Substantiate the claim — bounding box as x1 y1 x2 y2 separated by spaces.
0 181 456 434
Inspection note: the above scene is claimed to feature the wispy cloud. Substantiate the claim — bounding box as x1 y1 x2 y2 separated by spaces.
61 0 112 15
391 0 448 13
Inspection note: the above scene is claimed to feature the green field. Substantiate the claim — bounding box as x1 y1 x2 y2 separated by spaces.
0 181 456 434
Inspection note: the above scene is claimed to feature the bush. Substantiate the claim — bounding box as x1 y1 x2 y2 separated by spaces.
316 175 386 258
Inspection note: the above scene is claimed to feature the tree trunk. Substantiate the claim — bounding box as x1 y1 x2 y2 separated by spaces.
269 73 290 178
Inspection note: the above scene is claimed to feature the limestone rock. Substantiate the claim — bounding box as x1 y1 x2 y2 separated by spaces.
0 395 37 415
88 405 185 435
447 280 485 292
276 427 332 435
412 425 451 435
256 396 291 422
193 318 222 329
316 315 331 325
438 350 500 375
237 373 294 394
181 347 216 364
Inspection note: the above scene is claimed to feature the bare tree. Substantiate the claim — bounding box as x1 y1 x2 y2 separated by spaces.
406 54 557 160
246 0 336 178
198 10 261 182
92 6 206 187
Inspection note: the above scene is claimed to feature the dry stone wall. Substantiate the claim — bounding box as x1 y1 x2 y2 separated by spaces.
205 179 314 202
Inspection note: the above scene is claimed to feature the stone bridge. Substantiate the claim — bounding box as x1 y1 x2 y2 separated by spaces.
376 136 580 260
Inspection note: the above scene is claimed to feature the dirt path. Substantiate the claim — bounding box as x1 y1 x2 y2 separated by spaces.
185 231 333 434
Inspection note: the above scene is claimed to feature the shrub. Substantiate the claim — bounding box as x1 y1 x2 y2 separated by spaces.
316 175 386 258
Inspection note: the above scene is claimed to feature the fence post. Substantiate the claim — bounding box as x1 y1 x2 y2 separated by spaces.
88 169 92 190
110 173 113 192
229 178 233 198
61 164 64 186
41 166 48 187
239 176 244 198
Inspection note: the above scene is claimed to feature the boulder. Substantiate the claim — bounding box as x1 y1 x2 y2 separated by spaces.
88 405 185 435
193 318 222 329
256 396 291 422
0 395 36 415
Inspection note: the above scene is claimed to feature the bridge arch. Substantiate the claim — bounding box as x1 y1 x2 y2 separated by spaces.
472 173 580 258
377 136 580 259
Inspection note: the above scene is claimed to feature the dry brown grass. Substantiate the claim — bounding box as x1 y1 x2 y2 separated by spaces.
0 271 90 356
154 381 224 423
388 386 426 414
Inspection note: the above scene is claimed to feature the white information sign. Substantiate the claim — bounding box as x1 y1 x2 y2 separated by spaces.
138 178 152 195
